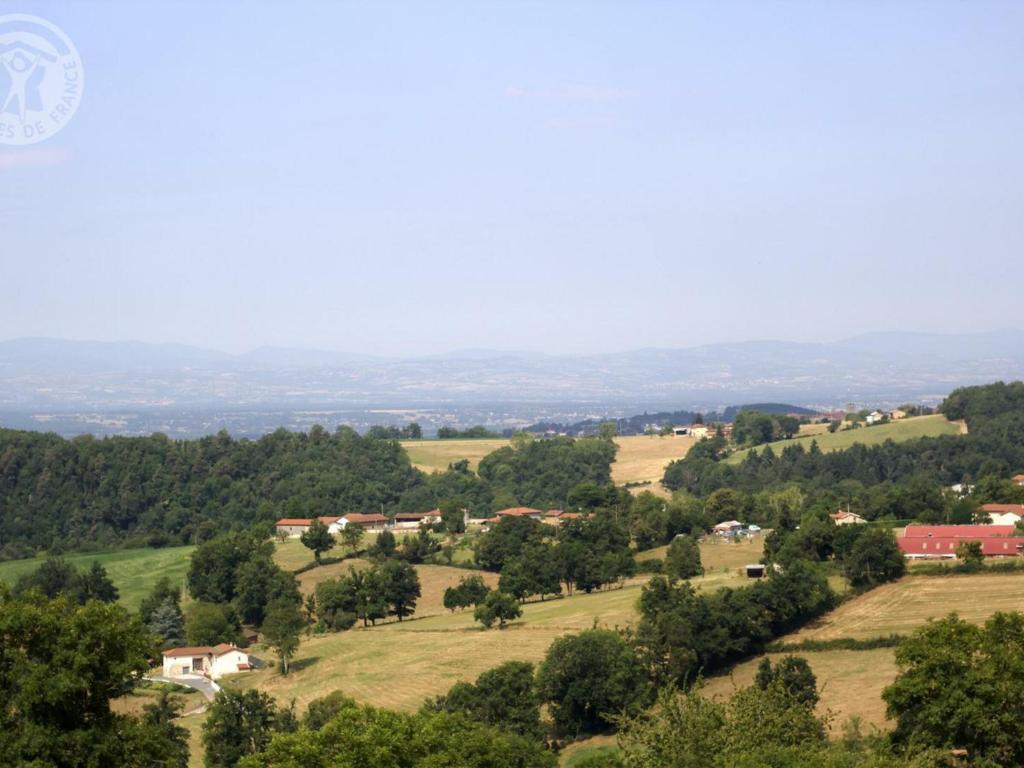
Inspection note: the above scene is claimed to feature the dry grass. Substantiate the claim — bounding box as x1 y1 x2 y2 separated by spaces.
638 535 765 574
401 438 508 473
234 541 746 713
610 435 697 486
701 571 1024 734
400 435 696 489
789 572 1024 641
701 648 898 733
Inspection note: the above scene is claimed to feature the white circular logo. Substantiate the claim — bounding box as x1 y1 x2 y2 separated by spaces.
0 14 83 145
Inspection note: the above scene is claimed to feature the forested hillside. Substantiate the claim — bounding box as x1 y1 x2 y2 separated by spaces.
0 428 617 559
664 381 1024 507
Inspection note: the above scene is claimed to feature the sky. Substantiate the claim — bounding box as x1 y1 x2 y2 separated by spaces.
1 0 1022 357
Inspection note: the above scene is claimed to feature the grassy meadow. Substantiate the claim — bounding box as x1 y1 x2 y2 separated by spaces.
231 538 754 713
726 414 960 464
702 572 1024 733
0 545 195 611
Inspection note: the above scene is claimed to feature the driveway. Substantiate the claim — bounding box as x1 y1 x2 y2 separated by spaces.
145 674 218 702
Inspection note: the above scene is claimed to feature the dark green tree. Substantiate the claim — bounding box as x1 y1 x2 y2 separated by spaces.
139 577 182 625
537 629 652 735
299 519 335 565
754 655 819 707
148 597 187 649
842 527 905 588
261 598 305 674
378 559 421 621
426 661 543 738
474 590 522 629
185 602 241 646
664 535 703 580
202 689 280 768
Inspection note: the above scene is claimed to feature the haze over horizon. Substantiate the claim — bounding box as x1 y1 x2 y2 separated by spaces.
3 2 1023 357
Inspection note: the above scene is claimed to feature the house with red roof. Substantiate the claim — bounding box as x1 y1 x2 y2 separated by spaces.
830 510 866 526
496 507 544 520
274 516 345 537
161 644 250 680
980 504 1024 526
899 523 1024 560
340 513 390 531
1013 473 1024 487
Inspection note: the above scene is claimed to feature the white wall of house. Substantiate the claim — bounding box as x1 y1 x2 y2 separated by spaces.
989 512 1023 526
210 649 250 679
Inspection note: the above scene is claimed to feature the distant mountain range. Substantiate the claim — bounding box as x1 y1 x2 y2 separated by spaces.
0 331 1022 435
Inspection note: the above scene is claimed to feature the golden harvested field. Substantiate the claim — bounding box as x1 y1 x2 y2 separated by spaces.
702 648 898 733
727 414 960 464
703 572 1024 733
401 434 696 489
401 438 508 473
234 543 746 713
789 572 1024 641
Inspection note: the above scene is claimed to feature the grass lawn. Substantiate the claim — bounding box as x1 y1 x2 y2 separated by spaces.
727 414 960 464
401 435 697 490
639 535 765 574
702 571 1024 733
0 545 195 611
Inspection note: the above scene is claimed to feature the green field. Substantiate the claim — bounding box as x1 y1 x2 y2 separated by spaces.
0 545 195 611
726 414 960 464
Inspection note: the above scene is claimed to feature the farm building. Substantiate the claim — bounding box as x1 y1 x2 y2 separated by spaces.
543 510 585 526
830 510 866 525
899 536 1024 559
903 524 1016 538
865 411 885 425
712 520 744 536
672 424 709 438
496 507 544 520
393 509 445 529
899 524 1024 559
888 409 907 420
274 517 345 537
341 513 390 531
980 504 1024 526
162 644 250 680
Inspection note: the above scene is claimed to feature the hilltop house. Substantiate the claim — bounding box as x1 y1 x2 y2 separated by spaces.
888 409 907 420
980 504 1024 526
162 644 250 680
865 411 885 425
673 424 709 439
275 513 391 537
830 510 866 526
1014 474 1024 487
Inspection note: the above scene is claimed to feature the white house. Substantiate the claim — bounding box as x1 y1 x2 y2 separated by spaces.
162 644 250 680
981 504 1024 526
830 510 867 526
865 411 885 425
712 520 744 536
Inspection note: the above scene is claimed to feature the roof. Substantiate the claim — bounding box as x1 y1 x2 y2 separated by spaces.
713 520 744 529
1013 474 1024 481
899 537 1024 556
830 511 864 520
982 504 1024 514
276 518 312 526
394 510 441 520
496 507 543 517
903 524 1017 539
164 643 246 658
343 513 389 524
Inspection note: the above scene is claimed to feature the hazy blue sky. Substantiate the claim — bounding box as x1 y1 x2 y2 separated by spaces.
2 1 1022 356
